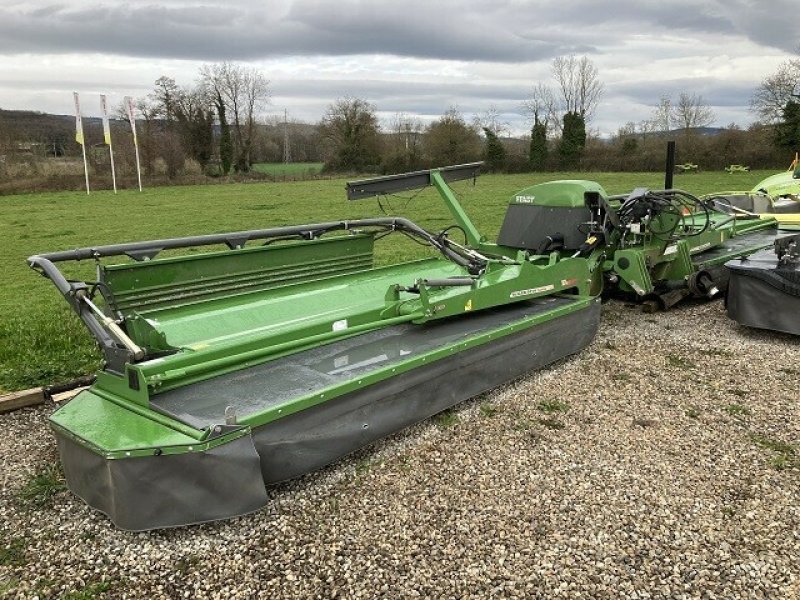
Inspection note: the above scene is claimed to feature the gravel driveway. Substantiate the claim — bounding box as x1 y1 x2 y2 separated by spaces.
1 300 798 599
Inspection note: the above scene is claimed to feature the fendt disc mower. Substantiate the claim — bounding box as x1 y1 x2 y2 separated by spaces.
29 161 795 530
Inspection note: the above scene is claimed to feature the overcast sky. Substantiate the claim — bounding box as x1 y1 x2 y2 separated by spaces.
0 0 797 136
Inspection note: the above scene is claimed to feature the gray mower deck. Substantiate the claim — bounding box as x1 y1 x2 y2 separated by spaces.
151 296 583 430
693 227 793 268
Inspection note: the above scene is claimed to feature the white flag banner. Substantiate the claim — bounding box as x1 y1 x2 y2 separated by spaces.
74 91 89 194
73 91 85 146
100 94 111 145
124 96 143 192
100 94 117 193
124 96 138 144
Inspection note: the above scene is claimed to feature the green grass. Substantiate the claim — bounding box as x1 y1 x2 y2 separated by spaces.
251 162 324 176
666 353 695 369
750 433 797 470
17 463 66 508
536 399 570 414
537 417 565 430
724 403 751 417
0 537 27 567
62 581 112 599
0 169 779 392
480 402 500 417
434 409 459 428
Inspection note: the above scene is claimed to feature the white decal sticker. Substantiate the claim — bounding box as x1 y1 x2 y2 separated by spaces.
690 242 711 253
510 284 555 298
332 319 348 332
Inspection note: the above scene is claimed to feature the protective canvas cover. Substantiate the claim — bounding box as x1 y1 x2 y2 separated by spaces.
53 298 601 530
726 250 800 335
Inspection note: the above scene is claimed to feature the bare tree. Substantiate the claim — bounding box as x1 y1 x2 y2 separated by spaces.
637 118 658 140
392 113 424 155
672 92 715 131
381 113 425 171
551 55 604 121
616 121 637 139
751 58 800 123
652 95 673 132
150 76 182 123
200 62 270 171
473 105 510 137
522 83 559 132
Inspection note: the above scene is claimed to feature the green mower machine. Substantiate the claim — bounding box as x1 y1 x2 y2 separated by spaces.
29 162 794 530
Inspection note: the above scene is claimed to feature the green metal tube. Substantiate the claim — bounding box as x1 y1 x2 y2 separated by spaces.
154 312 425 386
93 388 207 440
430 170 483 246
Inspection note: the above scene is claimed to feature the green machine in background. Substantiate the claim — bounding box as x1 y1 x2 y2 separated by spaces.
702 154 800 226
29 160 793 530
499 179 792 310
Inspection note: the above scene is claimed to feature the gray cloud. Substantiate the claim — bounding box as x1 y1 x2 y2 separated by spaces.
0 0 794 62
0 0 793 135
614 79 758 108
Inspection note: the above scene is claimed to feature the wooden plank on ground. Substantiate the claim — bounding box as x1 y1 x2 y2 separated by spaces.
0 387 45 413
51 386 89 404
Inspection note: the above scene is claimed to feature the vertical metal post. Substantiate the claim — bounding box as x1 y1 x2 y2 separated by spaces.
80 142 90 195
664 141 676 190
109 142 117 194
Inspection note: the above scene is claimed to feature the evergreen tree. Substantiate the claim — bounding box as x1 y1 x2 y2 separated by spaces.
775 100 800 151
216 97 233 176
482 127 506 171
558 111 586 166
529 117 548 170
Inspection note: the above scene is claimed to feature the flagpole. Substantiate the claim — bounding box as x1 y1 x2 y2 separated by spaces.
81 142 90 196
73 91 90 195
100 94 117 194
125 96 143 192
133 143 142 192
109 143 117 193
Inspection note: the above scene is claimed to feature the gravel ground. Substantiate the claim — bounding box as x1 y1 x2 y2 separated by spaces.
1 300 799 599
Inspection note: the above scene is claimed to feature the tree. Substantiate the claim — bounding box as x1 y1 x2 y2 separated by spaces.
672 92 715 131
424 107 481 166
558 111 586 166
216 97 233 175
383 113 424 172
551 55 604 121
523 82 560 136
482 127 506 171
148 76 215 171
151 76 181 124
652 95 673 132
201 62 270 172
133 98 159 176
751 58 800 124
775 100 800 150
473 105 510 137
529 117 548 170
318 97 381 171
637 119 658 141
616 122 638 156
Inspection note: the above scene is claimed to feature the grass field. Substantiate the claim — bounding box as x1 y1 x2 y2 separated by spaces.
251 162 324 176
0 169 776 392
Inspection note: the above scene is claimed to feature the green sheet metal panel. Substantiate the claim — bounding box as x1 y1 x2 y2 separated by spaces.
101 234 375 315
